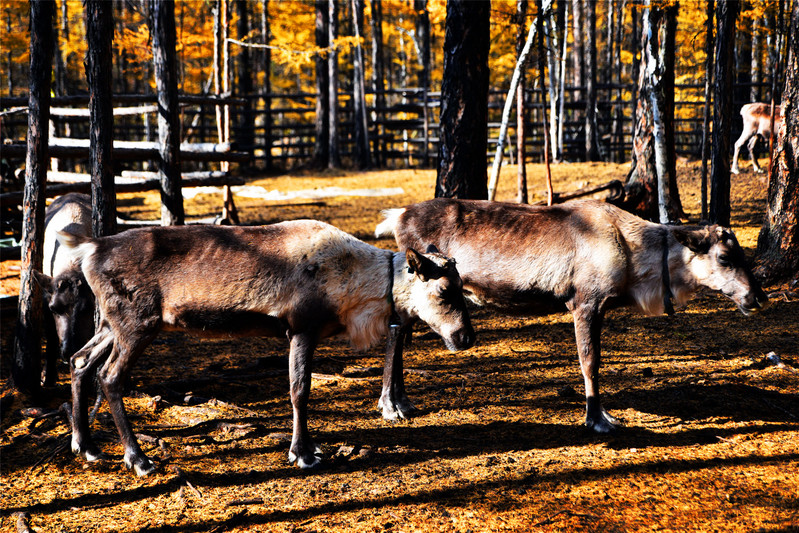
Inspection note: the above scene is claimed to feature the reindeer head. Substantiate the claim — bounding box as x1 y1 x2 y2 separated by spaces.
398 246 475 351
673 225 768 315
33 269 96 359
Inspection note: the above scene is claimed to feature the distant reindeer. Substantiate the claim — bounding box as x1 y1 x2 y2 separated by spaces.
59 221 474 475
732 103 782 174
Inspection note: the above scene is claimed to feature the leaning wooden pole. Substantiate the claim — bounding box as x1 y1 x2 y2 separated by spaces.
13 0 55 397
487 0 552 201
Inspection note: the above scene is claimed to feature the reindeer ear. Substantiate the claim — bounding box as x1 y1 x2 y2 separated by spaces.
425 244 440 254
32 270 54 299
406 248 430 281
672 226 712 254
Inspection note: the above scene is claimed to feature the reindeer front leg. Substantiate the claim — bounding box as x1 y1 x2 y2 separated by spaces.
379 323 418 420
70 329 113 462
287 331 323 468
570 301 619 433
747 135 764 173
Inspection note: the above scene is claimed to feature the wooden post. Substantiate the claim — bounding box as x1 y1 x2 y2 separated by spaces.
13 0 55 397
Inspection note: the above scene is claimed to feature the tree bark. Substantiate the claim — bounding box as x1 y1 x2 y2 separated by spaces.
516 0 528 204
755 0 799 284
370 0 386 166
700 0 714 221
151 0 183 225
415 0 431 167
13 0 54 397
709 0 738 226
436 0 490 199
261 0 273 171
328 0 341 169
85 0 117 237
584 0 599 161
352 0 371 169
613 0 681 223
313 0 330 167
235 0 254 161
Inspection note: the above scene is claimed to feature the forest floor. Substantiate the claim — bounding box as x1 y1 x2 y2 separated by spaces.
1 160 798 533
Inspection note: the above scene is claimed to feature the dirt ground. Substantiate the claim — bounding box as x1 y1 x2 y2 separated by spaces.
1 161 798 533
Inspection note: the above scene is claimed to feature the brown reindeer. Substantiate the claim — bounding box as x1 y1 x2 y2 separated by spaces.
376 198 768 432
59 220 474 475
732 102 782 174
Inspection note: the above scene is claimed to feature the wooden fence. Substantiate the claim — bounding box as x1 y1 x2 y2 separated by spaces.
0 83 771 176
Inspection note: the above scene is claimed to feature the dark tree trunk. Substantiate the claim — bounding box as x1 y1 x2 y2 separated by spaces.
235 0 254 162
710 0 738 226
313 0 329 167
613 0 681 222
571 0 583 90
415 0 431 167
328 0 341 169
14 0 54 397
85 0 116 237
516 0 528 204
584 0 598 161
151 0 183 225
352 0 370 169
435 0 490 199
370 0 385 166
755 0 799 284
261 0 273 171
700 0 714 221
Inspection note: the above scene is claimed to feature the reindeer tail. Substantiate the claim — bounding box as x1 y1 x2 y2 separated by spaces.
56 230 96 266
375 208 405 238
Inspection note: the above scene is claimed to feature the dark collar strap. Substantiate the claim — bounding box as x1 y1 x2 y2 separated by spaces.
662 229 675 316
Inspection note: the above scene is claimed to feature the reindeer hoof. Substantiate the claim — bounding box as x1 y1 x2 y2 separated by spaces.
378 395 418 421
124 454 157 477
72 436 105 462
288 443 324 469
585 409 623 434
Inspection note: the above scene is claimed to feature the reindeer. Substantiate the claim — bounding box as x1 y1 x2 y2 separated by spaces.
59 220 474 475
32 193 95 386
732 102 782 174
376 198 768 433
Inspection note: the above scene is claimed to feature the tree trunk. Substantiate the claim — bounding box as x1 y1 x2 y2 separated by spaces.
313 0 329 167
571 0 583 90
709 0 738 227
328 0 341 169
13 0 54 397
370 0 386 167
516 0 528 204
235 0 254 162
755 0 799 284
700 0 714 221
261 0 273 171
584 0 599 161
352 0 370 169
151 0 183 225
86 0 116 238
536 0 553 205
436 0 490 199
613 0 681 223
414 0 431 167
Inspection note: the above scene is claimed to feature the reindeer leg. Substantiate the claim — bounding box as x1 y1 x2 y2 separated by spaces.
287 330 323 468
42 311 59 387
70 329 113 462
379 323 417 420
731 133 749 175
99 331 157 476
748 135 763 173
570 301 618 433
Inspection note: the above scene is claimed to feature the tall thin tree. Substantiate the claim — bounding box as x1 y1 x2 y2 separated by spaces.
352 0 371 169
709 0 739 226
328 0 341 169
436 0 490 199
13 0 54 397
151 0 183 225
313 0 330 167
